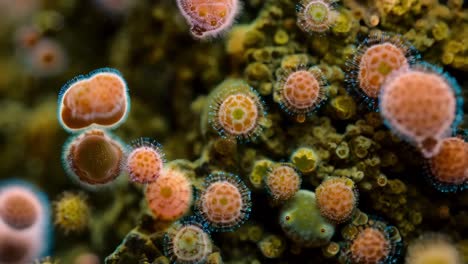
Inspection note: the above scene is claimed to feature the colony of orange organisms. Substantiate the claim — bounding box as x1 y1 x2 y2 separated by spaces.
176 0 240 39
126 138 165 183
276 67 328 122
264 164 301 201
345 32 419 110
209 80 266 142
196 172 251 232
427 137 468 192
58 68 130 132
145 168 193 221
379 64 461 158
62 129 125 189
315 177 358 223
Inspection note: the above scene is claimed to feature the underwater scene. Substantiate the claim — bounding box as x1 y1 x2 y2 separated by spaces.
0 0 467 263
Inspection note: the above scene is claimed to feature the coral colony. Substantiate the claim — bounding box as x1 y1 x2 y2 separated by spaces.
1 0 468 263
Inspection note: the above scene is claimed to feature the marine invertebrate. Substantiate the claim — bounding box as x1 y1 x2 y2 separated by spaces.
341 219 402 264
125 138 165 183
208 79 266 142
163 217 213 264
58 68 130 133
196 171 251 232
145 168 193 221
279 190 334 247
405 233 462 264
264 163 301 201
315 177 358 223
379 63 463 158
345 31 419 110
0 180 52 262
426 137 468 192
275 66 328 122
258 234 285 259
290 147 320 173
296 0 337 34
26 38 67 77
62 129 125 189
53 192 90 234
0 188 39 230
176 0 240 39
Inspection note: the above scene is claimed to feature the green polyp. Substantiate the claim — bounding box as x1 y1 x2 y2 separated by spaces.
232 108 245 120
307 3 328 23
74 135 121 183
250 159 274 189
377 61 393 76
279 190 334 247
291 147 320 173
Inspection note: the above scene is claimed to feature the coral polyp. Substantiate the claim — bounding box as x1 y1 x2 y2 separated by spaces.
208 79 266 142
426 137 468 192
177 0 240 39
58 68 130 133
145 168 193 221
341 219 402 264
296 0 337 34
125 137 165 184
345 31 420 110
264 163 301 201
196 172 251 232
62 129 125 190
53 192 90 234
379 64 463 158
0 180 52 262
275 66 328 122
163 217 213 264
0 190 38 230
315 177 358 223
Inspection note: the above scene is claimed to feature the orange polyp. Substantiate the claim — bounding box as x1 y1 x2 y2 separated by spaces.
59 69 129 132
315 177 357 223
358 43 408 98
350 227 390 264
146 168 193 221
177 0 239 38
429 137 468 186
